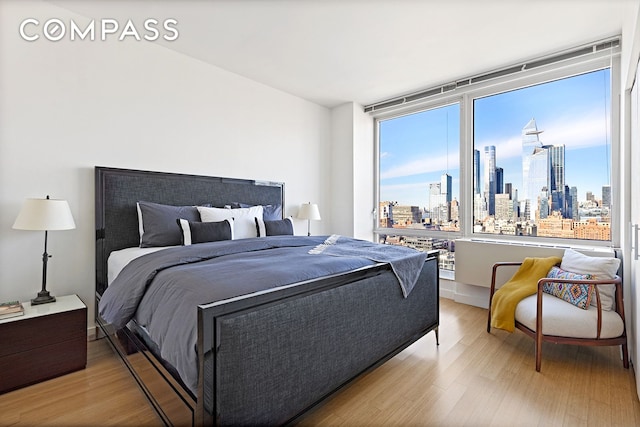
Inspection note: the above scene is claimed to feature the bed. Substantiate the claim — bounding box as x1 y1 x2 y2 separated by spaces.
94 166 440 426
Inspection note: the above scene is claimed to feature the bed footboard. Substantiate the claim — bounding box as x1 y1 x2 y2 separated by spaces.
197 255 439 426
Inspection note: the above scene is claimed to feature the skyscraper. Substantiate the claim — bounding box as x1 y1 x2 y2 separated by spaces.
496 167 504 194
570 186 578 220
548 145 565 192
441 173 452 203
527 143 566 219
473 149 480 195
484 145 496 216
505 182 513 199
528 146 550 219
602 185 611 208
521 118 543 220
548 145 566 216
429 173 452 224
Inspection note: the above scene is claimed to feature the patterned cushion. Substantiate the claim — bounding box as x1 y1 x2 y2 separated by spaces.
542 266 594 309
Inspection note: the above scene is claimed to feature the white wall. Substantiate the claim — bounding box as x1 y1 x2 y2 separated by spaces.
329 102 374 240
329 103 354 236
352 104 375 239
619 0 640 400
0 1 332 331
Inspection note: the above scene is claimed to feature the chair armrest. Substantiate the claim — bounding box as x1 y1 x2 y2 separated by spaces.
490 262 523 295
487 262 524 333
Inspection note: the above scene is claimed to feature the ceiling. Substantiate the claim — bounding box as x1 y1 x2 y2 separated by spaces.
55 0 635 108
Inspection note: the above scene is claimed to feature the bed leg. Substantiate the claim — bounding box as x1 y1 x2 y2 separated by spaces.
434 327 439 345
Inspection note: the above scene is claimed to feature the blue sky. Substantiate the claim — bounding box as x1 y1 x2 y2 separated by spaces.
379 69 611 209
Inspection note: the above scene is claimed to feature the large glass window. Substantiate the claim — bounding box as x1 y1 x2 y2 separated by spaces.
473 70 612 241
373 40 619 274
377 103 460 271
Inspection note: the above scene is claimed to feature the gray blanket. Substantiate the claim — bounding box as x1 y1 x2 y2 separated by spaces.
309 234 427 297
98 235 426 394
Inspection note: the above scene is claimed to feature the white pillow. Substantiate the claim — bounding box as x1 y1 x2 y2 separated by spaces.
560 249 620 311
197 205 264 239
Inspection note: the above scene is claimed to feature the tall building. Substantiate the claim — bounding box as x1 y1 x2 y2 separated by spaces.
484 145 496 216
429 173 452 224
570 186 578 220
441 173 452 203
429 182 442 221
602 185 611 208
504 182 513 199
521 118 543 220
523 127 566 220
548 145 566 216
450 198 460 223
527 146 549 219
548 145 565 192
495 193 514 221
496 167 504 194
538 189 550 219
473 149 481 195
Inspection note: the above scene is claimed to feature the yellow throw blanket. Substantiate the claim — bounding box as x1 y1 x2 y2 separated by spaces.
490 256 562 332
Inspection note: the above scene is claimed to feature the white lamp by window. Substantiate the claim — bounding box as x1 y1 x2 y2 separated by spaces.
297 202 321 236
13 196 76 305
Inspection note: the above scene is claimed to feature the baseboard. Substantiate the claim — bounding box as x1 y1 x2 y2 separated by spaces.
87 326 98 341
440 279 490 309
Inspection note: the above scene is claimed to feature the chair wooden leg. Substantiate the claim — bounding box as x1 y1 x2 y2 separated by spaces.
622 343 629 369
487 308 492 333
535 331 542 372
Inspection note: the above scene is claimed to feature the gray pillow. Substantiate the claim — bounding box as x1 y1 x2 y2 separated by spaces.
137 201 200 247
235 203 283 221
262 217 294 236
178 219 232 245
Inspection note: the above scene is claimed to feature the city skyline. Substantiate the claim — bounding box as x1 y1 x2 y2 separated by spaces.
379 68 612 210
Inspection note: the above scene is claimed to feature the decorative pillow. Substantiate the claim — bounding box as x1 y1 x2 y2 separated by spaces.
262 204 283 221
542 266 594 309
233 203 283 221
255 217 294 236
137 201 200 248
560 249 620 311
178 219 233 245
197 205 264 239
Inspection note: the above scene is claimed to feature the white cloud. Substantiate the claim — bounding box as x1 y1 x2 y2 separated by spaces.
544 112 608 150
475 110 609 161
381 153 459 180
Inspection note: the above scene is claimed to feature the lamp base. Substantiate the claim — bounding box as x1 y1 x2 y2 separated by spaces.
31 291 56 305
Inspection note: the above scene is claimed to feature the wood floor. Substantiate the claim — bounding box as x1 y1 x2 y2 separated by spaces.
1 297 639 426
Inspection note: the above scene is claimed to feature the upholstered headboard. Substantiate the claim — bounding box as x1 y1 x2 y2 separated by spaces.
94 166 285 295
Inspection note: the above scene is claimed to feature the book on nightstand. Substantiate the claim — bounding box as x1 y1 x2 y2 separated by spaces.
0 300 25 319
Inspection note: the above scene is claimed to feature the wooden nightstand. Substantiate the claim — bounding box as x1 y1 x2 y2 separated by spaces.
0 294 87 394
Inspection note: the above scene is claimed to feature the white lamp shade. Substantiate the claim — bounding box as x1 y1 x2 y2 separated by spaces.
13 198 76 231
298 203 321 221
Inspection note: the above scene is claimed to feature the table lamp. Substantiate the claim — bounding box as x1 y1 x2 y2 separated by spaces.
13 195 76 305
297 202 321 236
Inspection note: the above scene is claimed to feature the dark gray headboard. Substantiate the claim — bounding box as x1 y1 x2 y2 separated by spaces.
95 166 285 295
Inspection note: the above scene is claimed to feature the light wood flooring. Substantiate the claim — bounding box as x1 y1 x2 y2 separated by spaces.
1 298 639 426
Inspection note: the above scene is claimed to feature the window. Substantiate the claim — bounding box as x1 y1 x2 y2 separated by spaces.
372 38 620 273
377 103 460 271
473 70 612 242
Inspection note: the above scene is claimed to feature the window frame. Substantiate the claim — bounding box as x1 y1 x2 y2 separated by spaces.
373 41 621 250
375 97 464 242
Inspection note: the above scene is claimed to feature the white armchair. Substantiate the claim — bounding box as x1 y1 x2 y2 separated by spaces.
486 250 628 372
